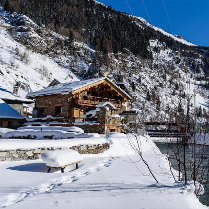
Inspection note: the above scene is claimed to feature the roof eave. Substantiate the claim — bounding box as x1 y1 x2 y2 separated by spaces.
26 77 132 101
105 78 132 101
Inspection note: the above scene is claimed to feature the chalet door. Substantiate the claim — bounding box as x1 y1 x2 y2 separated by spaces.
2 120 9 128
71 108 80 118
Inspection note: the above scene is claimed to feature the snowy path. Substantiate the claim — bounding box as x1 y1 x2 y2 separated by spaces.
2 156 207 209
0 156 114 208
0 134 208 209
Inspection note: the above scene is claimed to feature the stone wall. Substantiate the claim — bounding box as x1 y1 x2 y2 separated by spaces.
35 94 70 118
75 124 122 134
0 118 22 129
96 108 123 133
0 143 109 162
75 124 106 134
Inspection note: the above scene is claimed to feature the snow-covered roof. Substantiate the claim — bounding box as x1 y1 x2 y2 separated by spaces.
27 77 104 98
27 77 132 100
84 109 99 118
97 101 116 109
0 88 33 103
84 102 117 119
0 99 25 119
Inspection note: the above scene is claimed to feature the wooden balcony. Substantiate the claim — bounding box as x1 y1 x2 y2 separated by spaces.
78 99 99 106
74 96 122 108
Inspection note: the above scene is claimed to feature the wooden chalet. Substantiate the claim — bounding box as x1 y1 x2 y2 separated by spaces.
27 77 132 133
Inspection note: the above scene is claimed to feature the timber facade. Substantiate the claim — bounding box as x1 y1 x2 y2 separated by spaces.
27 78 132 133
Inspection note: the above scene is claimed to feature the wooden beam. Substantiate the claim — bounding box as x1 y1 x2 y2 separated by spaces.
71 79 131 101
47 161 82 169
71 80 105 95
104 80 131 101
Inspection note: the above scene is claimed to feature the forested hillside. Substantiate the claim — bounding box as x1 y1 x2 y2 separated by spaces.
0 0 208 120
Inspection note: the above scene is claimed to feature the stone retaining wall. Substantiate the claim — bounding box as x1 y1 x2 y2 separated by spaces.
0 143 110 162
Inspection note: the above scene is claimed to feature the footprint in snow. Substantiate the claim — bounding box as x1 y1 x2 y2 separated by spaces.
71 176 78 182
51 201 59 206
82 172 90 176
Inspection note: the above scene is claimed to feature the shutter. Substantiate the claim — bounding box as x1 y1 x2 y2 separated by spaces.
71 108 80 118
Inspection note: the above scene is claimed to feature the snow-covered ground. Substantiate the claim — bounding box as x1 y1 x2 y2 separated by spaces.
0 133 207 209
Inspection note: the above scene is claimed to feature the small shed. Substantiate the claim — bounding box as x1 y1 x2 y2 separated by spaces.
0 99 25 129
0 88 33 116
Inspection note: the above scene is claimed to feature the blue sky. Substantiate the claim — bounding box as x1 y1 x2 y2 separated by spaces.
97 0 209 46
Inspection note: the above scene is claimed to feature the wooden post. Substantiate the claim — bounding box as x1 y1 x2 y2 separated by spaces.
61 168 65 173
47 168 51 173
76 163 78 169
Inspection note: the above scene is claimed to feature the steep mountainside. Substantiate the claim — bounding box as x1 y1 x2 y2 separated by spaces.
0 0 208 121
0 8 78 97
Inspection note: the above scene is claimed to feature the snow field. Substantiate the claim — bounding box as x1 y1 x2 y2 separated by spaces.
0 157 115 208
1 133 207 209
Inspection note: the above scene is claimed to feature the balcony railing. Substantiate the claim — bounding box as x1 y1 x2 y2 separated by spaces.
74 96 122 108
78 99 99 106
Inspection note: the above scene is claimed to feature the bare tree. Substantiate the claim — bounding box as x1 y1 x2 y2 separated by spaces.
124 118 159 184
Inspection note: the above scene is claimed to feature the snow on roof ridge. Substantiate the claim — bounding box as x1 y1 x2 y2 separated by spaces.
27 77 105 98
27 77 131 100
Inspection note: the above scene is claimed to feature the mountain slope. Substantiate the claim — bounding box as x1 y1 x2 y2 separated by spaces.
0 8 78 97
1 0 206 55
0 0 208 121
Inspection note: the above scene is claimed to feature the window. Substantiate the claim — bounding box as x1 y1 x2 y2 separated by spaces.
38 108 45 117
55 106 62 116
